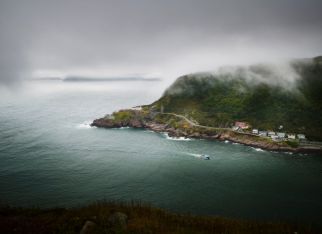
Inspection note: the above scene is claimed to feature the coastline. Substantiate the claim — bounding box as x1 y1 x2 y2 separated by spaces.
91 109 322 154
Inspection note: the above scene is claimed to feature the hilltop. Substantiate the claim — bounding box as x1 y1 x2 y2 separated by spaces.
153 56 322 141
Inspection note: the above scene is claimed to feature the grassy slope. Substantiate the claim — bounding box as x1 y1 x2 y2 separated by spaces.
0 201 320 234
154 56 322 140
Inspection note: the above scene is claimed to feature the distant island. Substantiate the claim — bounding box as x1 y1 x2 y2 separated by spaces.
63 76 161 82
30 76 161 82
92 56 322 153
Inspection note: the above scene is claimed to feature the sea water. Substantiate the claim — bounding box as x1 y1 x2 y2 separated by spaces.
0 80 322 223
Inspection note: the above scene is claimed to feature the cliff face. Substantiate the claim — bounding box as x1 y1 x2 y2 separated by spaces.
92 109 150 128
91 109 322 154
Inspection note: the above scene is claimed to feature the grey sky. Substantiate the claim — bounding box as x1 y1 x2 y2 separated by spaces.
1 0 322 84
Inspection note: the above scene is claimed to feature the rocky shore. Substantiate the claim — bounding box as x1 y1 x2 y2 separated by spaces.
91 109 322 154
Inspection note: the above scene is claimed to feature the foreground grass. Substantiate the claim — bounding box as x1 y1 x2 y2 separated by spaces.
0 201 320 234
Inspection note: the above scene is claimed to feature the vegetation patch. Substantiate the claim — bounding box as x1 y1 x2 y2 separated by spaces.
113 110 133 121
151 57 322 140
285 140 300 148
0 201 320 234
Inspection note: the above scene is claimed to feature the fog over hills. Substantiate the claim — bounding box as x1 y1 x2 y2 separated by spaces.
156 56 322 140
1 0 322 86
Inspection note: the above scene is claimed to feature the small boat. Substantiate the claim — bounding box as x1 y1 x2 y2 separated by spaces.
200 154 210 160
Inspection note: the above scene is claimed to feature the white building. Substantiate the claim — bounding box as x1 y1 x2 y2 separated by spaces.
277 132 286 138
252 129 259 134
259 131 268 137
287 134 296 140
131 106 142 111
271 135 279 141
297 134 306 140
268 131 276 137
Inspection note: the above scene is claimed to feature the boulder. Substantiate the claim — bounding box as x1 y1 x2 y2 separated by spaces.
108 212 128 228
192 132 200 138
80 220 96 234
91 118 118 128
130 119 143 128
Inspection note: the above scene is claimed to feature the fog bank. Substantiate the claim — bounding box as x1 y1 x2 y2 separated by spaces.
1 0 322 87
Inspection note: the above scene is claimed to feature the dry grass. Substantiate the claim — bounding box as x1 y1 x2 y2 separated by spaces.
0 201 320 234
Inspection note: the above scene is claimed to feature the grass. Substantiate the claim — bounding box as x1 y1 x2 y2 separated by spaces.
0 201 321 234
285 140 300 148
113 110 133 121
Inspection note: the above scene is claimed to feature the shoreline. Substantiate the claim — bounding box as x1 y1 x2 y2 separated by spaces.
91 109 322 154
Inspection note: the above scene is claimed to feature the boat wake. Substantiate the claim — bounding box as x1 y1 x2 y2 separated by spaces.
186 153 210 160
188 153 203 158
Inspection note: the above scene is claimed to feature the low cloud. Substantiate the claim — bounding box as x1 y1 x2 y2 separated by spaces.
214 61 301 88
0 0 322 86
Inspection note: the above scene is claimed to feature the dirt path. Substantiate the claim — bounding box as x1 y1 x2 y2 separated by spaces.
161 112 231 131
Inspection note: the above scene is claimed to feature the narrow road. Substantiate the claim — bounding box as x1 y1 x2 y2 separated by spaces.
161 112 231 131
161 112 261 137
156 112 322 149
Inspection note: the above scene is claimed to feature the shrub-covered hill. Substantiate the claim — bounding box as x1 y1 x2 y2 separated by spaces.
153 56 322 140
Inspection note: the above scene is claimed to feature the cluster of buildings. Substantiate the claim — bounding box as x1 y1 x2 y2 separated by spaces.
232 122 306 141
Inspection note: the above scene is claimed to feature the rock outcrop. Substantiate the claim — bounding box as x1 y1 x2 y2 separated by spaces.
91 109 322 154
80 220 97 234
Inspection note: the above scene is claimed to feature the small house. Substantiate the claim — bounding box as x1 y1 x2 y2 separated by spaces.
277 132 286 138
287 134 296 140
131 106 142 111
271 135 279 141
234 121 249 129
268 131 275 137
297 134 306 140
252 129 259 134
259 131 268 137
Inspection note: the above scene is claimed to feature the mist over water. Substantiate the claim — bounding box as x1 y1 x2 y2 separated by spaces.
1 0 322 227
1 81 322 222
1 0 322 86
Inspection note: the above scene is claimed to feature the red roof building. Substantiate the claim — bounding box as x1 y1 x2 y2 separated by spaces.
234 121 250 129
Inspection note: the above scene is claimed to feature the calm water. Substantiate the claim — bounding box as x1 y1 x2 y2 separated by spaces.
0 81 322 223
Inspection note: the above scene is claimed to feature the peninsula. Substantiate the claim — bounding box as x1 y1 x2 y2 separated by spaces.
92 56 322 154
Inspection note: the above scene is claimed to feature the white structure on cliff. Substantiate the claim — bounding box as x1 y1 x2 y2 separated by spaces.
252 129 259 134
131 106 142 111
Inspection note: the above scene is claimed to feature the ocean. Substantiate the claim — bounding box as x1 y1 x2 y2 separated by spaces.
0 80 322 223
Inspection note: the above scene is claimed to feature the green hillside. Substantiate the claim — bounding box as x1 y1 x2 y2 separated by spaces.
153 56 322 140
